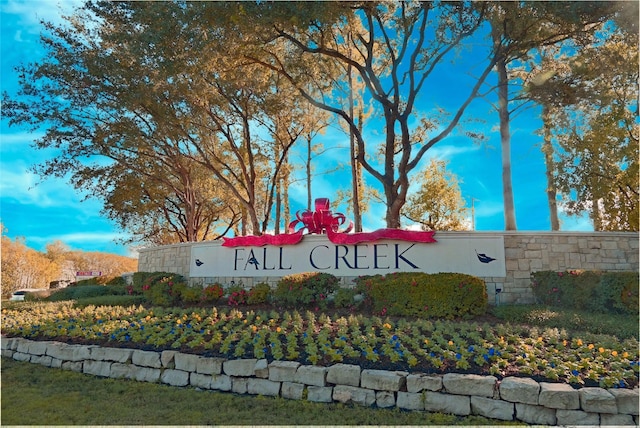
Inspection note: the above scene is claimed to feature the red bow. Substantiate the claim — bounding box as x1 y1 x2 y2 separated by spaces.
288 198 354 235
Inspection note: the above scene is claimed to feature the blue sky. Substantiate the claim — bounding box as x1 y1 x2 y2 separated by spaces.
0 0 592 258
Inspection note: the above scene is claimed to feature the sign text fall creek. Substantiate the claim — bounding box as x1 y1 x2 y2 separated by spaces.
233 243 419 272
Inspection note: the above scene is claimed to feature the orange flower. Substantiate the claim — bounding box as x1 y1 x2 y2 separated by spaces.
576 339 583 346
588 344 594 350
448 340 454 346
598 347 605 353
276 326 282 333
612 351 618 357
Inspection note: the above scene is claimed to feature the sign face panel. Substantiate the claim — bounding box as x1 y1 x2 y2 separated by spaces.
76 271 102 282
190 234 505 278
76 271 102 277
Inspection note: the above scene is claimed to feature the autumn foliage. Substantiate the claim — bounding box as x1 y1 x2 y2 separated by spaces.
1 232 137 299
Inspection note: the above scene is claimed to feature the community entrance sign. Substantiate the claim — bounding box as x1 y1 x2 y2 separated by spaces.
189 198 506 278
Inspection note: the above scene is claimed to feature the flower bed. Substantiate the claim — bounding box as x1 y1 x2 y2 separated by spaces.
2 301 638 389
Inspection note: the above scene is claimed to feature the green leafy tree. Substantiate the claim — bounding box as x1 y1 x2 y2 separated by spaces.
548 31 639 230
2 2 240 244
521 2 638 231
2 1 331 240
401 160 469 231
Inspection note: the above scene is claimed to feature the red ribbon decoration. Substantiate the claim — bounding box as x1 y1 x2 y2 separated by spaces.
326 228 436 245
221 197 437 247
221 230 304 247
288 198 354 235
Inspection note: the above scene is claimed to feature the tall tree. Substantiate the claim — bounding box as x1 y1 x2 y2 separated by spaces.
2 1 326 241
100 158 240 245
225 1 495 229
519 2 637 230
483 1 618 230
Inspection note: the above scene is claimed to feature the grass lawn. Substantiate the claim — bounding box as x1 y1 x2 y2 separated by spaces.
1 357 522 426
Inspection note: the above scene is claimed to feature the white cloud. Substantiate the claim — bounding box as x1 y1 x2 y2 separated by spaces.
0 163 100 214
28 231 127 245
423 143 482 162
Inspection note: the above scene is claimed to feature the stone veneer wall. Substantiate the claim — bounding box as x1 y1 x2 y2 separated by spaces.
136 232 639 304
2 336 638 426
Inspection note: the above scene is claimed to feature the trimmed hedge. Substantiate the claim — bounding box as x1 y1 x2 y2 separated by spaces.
47 285 127 301
354 272 488 319
531 270 639 315
272 272 339 309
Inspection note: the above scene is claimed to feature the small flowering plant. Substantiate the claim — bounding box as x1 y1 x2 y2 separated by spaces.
201 284 224 303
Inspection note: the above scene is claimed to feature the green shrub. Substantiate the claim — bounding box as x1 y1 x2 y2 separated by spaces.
132 272 154 288
47 285 127 302
138 273 186 306
247 283 271 305
202 284 224 303
106 276 126 286
272 272 339 309
178 286 202 304
531 270 639 315
333 287 360 309
70 276 115 286
70 278 101 287
600 272 639 314
354 272 487 319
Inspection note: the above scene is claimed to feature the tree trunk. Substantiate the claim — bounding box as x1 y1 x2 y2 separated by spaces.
542 105 560 230
496 54 517 230
274 179 282 235
348 64 363 232
283 151 291 231
306 135 312 210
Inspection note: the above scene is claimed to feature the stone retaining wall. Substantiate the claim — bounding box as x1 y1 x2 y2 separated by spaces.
3 336 638 426
137 232 639 304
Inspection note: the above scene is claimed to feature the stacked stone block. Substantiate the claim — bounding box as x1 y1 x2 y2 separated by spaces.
3 336 638 426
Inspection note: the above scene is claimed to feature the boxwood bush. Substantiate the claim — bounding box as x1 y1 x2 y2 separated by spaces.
247 283 271 305
354 272 488 319
272 272 339 309
531 270 639 315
